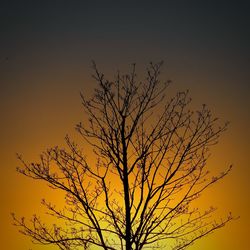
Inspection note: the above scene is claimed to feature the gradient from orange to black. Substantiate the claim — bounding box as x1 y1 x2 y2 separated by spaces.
0 1 249 249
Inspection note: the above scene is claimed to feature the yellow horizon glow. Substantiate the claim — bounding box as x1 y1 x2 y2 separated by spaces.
1 65 248 250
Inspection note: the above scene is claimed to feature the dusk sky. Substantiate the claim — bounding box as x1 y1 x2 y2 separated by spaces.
0 1 249 249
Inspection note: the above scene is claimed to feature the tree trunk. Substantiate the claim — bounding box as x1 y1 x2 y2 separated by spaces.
121 116 132 250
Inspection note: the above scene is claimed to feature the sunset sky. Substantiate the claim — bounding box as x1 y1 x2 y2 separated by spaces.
1 1 249 249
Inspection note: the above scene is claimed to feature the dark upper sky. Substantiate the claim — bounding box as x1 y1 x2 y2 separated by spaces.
1 1 249 103
1 1 249 122
0 1 249 250
1 1 249 68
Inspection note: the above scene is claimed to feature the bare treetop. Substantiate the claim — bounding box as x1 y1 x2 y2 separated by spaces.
13 62 233 250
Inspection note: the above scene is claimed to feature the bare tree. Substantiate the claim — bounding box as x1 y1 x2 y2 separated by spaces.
13 62 234 250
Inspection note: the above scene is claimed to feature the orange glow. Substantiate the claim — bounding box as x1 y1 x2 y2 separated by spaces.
0 33 249 249
1 67 248 250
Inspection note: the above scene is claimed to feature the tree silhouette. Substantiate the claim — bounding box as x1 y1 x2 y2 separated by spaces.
13 62 233 250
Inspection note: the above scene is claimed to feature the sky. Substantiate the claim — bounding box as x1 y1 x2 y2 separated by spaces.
0 1 249 249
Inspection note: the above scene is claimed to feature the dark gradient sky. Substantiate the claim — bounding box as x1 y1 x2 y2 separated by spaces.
1 1 249 250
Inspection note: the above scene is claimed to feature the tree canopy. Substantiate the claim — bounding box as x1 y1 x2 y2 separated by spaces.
13 62 233 250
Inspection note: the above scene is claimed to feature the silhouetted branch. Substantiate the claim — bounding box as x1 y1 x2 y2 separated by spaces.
13 62 234 250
